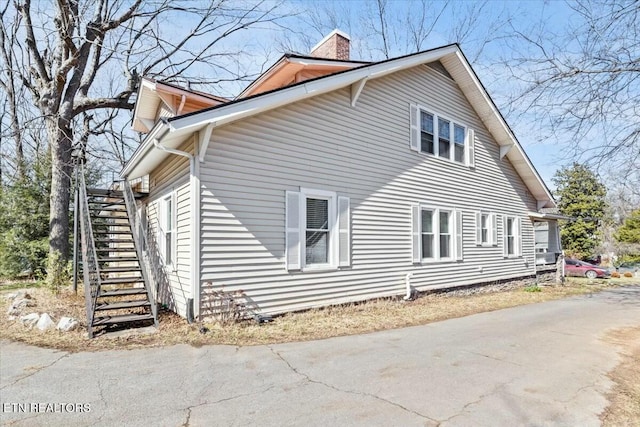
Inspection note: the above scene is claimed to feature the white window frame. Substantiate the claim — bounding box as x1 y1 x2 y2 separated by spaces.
302 188 337 271
476 211 498 246
503 215 522 258
414 104 472 166
285 188 350 272
158 191 177 270
414 205 463 263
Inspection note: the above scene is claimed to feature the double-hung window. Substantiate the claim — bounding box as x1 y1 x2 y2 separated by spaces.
410 104 475 167
305 197 330 265
475 212 497 246
439 210 452 258
285 189 350 271
421 209 435 258
159 192 177 268
420 111 435 154
413 205 463 263
438 118 451 159
502 215 522 257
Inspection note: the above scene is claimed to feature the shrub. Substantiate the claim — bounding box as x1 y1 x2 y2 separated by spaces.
623 272 633 278
524 285 541 293
612 271 621 278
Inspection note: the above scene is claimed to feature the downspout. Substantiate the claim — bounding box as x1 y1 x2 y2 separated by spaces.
403 272 414 301
152 120 201 322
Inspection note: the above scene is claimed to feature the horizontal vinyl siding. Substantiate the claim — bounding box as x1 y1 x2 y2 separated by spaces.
147 139 193 317
199 64 537 315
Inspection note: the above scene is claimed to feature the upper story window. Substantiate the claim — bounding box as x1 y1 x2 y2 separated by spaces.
420 112 435 154
410 103 475 168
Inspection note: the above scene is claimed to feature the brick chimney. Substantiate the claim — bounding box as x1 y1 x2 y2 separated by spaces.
310 30 350 61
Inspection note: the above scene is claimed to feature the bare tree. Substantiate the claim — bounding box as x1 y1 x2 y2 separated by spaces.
501 0 640 195
404 0 449 53
0 0 289 284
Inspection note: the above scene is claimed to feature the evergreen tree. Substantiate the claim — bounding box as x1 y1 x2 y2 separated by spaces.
0 156 50 278
616 210 640 244
552 163 607 259
615 209 640 263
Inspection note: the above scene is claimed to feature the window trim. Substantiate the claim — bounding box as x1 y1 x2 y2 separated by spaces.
158 190 177 270
415 205 461 264
476 211 498 247
416 104 469 165
503 215 522 258
301 188 337 271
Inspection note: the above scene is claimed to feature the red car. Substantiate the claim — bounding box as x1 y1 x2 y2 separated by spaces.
564 258 611 279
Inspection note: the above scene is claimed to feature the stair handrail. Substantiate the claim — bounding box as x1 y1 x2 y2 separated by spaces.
121 179 158 325
77 163 101 337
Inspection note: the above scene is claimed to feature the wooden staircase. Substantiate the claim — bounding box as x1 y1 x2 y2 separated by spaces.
83 188 157 336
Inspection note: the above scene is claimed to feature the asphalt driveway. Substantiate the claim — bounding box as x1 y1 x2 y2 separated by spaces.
1 285 639 426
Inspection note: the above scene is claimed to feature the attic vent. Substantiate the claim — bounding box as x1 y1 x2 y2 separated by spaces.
426 61 453 80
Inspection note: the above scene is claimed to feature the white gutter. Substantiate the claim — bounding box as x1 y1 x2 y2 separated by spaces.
170 46 460 133
152 129 201 320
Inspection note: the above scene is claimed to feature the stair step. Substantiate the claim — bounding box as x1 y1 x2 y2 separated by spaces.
87 188 147 199
98 257 139 263
92 213 129 219
99 288 148 297
92 313 154 327
101 277 143 285
87 188 125 197
89 200 127 206
100 266 142 273
95 247 136 252
93 232 131 234
95 300 150 311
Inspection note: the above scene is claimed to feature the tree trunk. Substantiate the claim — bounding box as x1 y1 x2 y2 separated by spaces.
46 117 73 287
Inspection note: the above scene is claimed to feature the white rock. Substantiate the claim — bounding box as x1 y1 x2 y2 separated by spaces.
4 292 19 300
11 297 35 310
7 315 16 321
36 313 54 331
20 313 40 328
56 317 79 332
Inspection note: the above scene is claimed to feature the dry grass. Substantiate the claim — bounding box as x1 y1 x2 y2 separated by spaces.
0 279 634 352
601 327 640 426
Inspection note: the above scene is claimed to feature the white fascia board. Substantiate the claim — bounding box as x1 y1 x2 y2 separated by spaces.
288 57 366 68
121 120 168 178
528 211 571 221
170 45 460 133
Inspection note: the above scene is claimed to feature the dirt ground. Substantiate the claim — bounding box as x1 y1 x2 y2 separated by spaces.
0 278 633 352
600 326 640 426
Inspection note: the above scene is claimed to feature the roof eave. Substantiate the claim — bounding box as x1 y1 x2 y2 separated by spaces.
121 120 168 179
